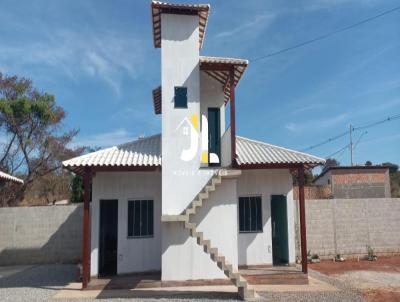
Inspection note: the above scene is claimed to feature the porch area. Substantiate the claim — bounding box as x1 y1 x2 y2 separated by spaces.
85 266 308 291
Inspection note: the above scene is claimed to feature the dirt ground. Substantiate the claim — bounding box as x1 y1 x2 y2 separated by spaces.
310 256 400 302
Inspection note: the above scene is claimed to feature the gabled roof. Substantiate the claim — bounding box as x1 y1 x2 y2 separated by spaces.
151 1 210 48
152 55 249 114
62 134 161 175
63 134 324 175
0 171 24 184
236 136 325 169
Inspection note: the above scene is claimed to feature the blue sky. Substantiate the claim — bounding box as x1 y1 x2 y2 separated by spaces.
1 0 399 168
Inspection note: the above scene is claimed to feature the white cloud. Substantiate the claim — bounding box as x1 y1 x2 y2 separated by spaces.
285 113 349 132
0 24 145 96
215 13 276 39
72 128 140 148
304 0 382 11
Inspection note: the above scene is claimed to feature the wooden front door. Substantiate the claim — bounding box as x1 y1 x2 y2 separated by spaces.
271 195 289 265
99 199 118 276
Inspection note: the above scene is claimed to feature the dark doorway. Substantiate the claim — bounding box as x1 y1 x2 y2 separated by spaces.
271 195 289 265
99 199 118 276
208 107 221 166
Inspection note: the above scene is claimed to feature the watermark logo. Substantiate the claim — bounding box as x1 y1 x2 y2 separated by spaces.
176 113 219 164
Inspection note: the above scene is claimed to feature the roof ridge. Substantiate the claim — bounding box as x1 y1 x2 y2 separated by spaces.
200 55 249 64
237 135 325 162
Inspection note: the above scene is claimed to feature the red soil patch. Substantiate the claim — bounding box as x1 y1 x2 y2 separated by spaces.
311 256 400 302
363 289 400 302
309 256 400 275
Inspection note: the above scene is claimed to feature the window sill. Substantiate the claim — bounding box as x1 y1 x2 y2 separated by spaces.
127 235 154 239
239 231 263 234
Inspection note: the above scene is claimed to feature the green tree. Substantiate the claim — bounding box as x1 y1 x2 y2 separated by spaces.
382 162 399 174
322 158 339 172
70 174 84 203
0 73 83 206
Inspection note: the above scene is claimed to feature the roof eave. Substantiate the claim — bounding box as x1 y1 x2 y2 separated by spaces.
237 162 323 170
151 1 210 49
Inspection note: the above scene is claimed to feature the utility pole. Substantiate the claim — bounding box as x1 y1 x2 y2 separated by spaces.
349 124 353 166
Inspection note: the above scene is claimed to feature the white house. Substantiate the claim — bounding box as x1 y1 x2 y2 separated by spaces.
0 171 23 184
63 1 324 300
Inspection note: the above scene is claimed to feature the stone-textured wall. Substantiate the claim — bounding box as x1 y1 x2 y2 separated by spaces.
295 198 400 259
0 204 82 265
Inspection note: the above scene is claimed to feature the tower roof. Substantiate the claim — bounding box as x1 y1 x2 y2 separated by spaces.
151 1 210 48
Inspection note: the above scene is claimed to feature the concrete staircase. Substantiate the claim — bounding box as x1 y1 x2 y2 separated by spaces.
162 170 257 301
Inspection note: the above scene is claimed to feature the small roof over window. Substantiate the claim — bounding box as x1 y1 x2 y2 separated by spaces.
152 86 161 114
152 56 248 114
151 1 210 48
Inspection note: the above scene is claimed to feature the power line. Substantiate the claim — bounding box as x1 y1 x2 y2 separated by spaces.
301 113 400 152
325 144 349 159
354 114 400 131
302 131 348 152
353 131 368 150
324 131 366 159
250 5 400 63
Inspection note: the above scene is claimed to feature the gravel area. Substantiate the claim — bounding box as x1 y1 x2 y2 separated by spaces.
0 264 366 302
258 269 366 302
0 264 240 302
0 264 78 302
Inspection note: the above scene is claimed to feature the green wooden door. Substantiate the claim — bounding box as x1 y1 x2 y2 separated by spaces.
208 108 221 166
271 195 289 265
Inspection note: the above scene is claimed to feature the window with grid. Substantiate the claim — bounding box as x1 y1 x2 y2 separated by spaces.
238 196 262 233
128 200 154 237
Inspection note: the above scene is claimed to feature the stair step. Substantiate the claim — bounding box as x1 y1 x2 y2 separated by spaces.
209 247 218 257
238 287 256 301
212 176 222 185
211 252 221 261
199 192 209 200
184 222 196 230
195 232 203 244
185 207 196 215
223 264 233 276
202 240 211 252
232 275 248 288
192 199 202 208
161 215 188 222
205 184 216 193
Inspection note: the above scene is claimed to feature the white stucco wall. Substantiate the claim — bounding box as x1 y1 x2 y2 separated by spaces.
90 172 161 276
161 13 212 215
162 178 238 280
221 126 231 167
237 169 295 265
